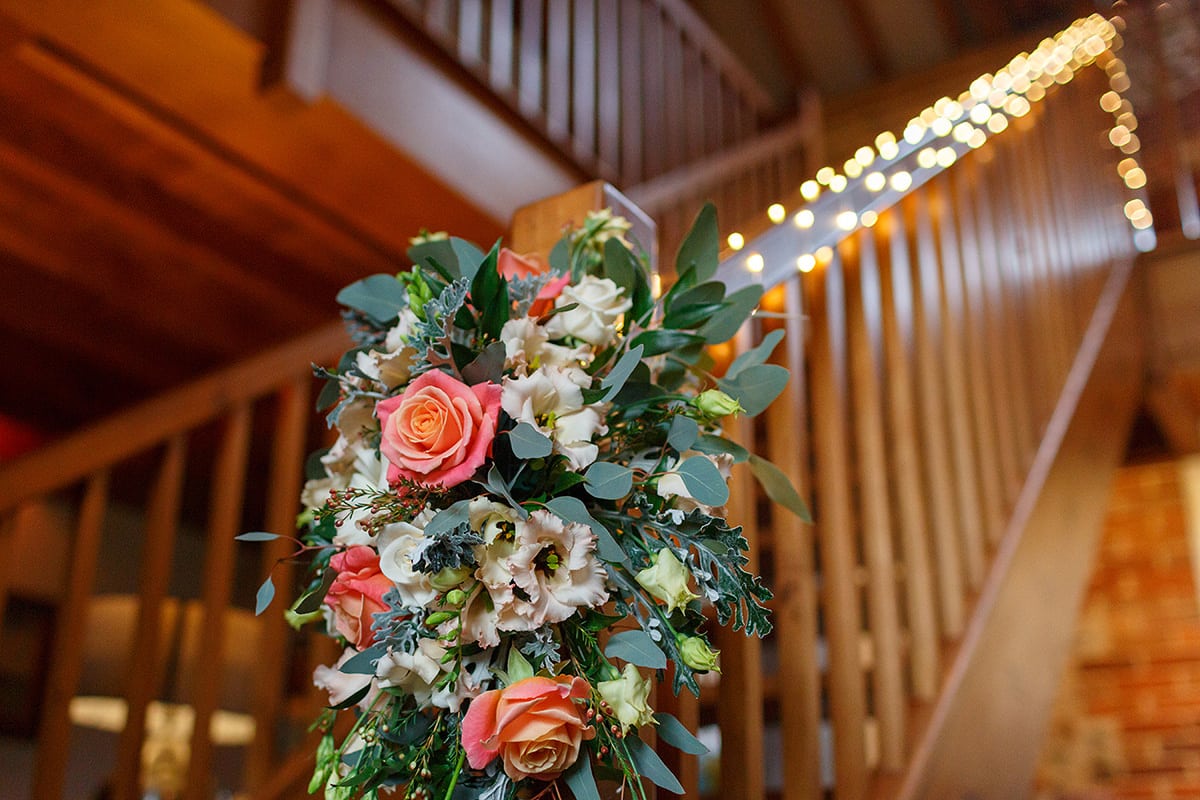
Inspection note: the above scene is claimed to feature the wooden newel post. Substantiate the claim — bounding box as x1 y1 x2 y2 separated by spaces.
509 181 659 276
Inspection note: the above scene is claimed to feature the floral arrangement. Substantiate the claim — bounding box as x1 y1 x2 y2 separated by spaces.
245 205 807 799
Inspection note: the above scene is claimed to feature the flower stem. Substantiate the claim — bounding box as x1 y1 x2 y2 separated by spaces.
442 748 465 800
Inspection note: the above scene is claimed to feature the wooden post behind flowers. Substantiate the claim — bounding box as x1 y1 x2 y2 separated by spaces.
510 181 666 800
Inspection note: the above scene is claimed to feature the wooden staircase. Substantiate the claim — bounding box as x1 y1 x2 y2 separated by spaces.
1 5 1196 800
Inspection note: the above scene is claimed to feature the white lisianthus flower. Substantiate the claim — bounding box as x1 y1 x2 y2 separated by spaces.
506 510 609 628
545 275 632 347
501 366 607 470
597 663 655 730
375 508 437 607
499 317 591 375
355 309 420 389
635 547 699 614
376 638 448 708
312 648 378 708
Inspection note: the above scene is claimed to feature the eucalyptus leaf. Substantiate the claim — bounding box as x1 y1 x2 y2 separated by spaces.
563 754 601 800
599 344 644 403
653 712 709 755
698 284 763 343
451 237 487 283
544 496 628 565
336 274 408 325
630 329 706 358
726 329 786 380
675 202 719 285
667 415 700 453
254 575 276 616
627 736 685 794
604 629 667 669
509 422 554 458
236 531 280 542
584 462 634 500
341 644 387 675
676 456 730 507
748 453 812 521
718 363 789 416
691 433 751 463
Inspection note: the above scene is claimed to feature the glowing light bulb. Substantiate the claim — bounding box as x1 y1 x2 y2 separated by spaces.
768 203 786 224
890 171 913 191
864 171 886 192
793 209 815 228
727 232 745 251
797 254 816 273
746 252 764 272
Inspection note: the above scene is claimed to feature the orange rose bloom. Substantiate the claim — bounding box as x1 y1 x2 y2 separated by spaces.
461 675 594 781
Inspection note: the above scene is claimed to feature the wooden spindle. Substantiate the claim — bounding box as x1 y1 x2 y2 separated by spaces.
844 231 906 772
908 193 970 614
185 403 253 800
764 277 823 800
31 472 110 800
715 326 765 800
245 378 312 789
113 435 187 800
877 208 941 700
804 252 868 799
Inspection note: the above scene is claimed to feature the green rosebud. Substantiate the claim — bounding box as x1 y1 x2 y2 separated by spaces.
285 608 325 631
678 636 720 672
597 662 655 730
694 389 743 419
635 548 699 614
429 565 471 592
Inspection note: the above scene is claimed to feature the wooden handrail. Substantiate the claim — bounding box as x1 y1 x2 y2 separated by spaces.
0 321 347 511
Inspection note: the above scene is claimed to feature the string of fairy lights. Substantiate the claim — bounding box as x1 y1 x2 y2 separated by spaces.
717 13 1154 294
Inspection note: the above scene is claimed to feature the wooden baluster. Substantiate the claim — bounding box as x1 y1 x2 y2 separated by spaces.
877 208 941 701
31 472 109 800
245 377 312 789
185 403 253 799
572 0 597 165
114 436 187 800
596 0 620 178
619 0 643 183
457 0 483 69
517 0 544 120
948 164 1006 547
715 325 765 800
844 230 906 772
804 251 868 799
908 193 971 610
641 2 667 179
928 177 986 589
545 0 571 144
968 165 1022 508
489 0 516 93
764 277 823 800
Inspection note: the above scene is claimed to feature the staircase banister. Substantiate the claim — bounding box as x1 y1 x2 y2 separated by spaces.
624 110 818 212
0 321 348 512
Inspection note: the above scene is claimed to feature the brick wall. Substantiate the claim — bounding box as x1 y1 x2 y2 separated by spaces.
1036 460 1200 799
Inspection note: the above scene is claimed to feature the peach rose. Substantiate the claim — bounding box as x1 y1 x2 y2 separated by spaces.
462 675 594 781
377 371 502 489
497 248 569 317
324 546 393 649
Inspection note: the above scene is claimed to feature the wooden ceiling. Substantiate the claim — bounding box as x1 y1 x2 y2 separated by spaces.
0 0 502 436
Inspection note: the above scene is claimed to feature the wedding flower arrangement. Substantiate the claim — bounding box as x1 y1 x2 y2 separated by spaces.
246 205 808 799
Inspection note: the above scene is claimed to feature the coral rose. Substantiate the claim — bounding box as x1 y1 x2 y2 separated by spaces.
324 546 393 649
497 248 569 317
377 371 501 489
461 675 594 781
